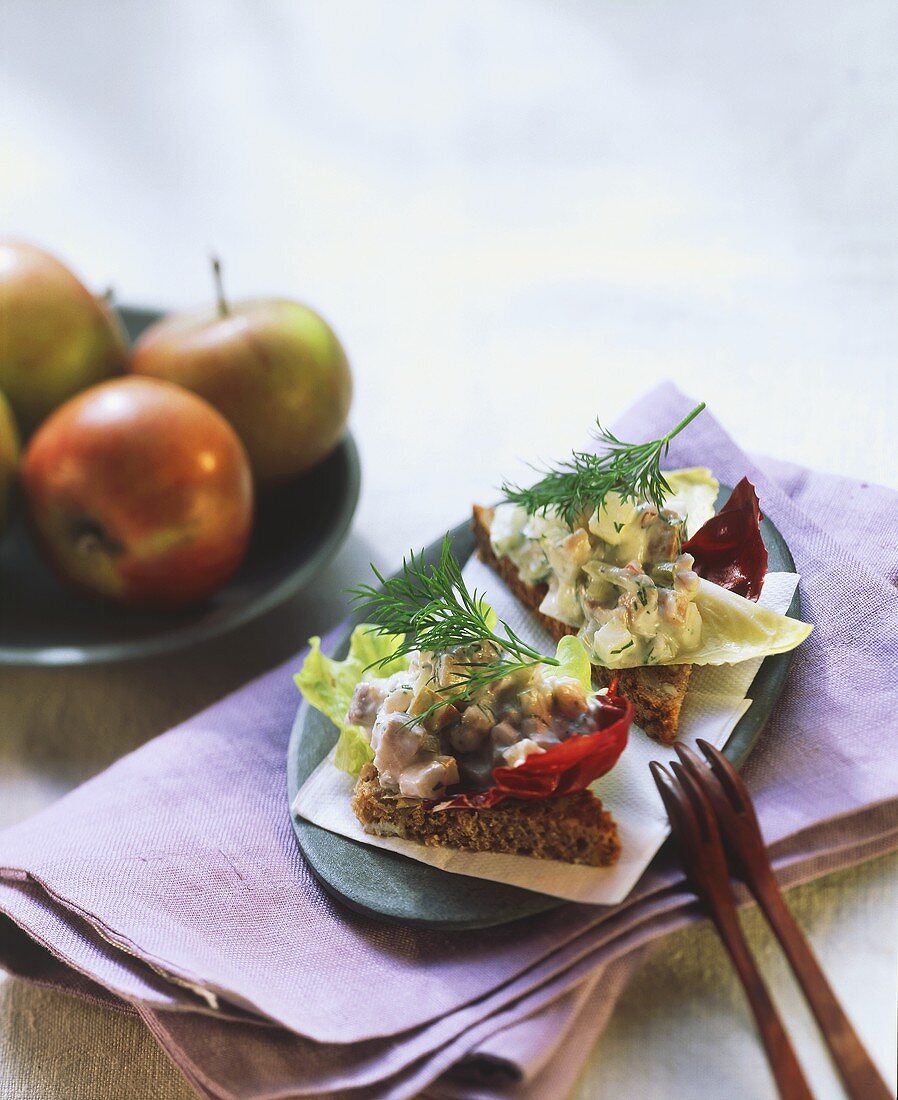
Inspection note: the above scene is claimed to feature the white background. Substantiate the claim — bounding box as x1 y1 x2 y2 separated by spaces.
1 2 896 1098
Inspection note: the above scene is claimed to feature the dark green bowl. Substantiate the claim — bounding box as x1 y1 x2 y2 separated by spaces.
0 306 361 666
287 493 801 929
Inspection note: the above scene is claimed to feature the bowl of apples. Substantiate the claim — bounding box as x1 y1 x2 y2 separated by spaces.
0 243 360 665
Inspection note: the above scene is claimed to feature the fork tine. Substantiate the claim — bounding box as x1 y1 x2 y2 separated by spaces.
649 760 709 882
672 742 718 800
648 759 680 820
672 740 704 772
648 758 675 810
674 742 741 835
651 765 699 849
697 737 750 815
669 760 714 841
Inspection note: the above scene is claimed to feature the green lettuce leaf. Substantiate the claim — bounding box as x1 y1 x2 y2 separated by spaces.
598 579 811 669
552 635 593 691
685 579 812 665
662 467 720 538
481 600 499 632
295 625 408 776
333 725 377 776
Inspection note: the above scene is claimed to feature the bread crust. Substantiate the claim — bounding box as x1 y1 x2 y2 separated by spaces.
472 504 690 744
352 764 621 867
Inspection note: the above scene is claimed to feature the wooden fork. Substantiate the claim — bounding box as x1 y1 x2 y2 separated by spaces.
650 758 814 1100
673 739 892 1100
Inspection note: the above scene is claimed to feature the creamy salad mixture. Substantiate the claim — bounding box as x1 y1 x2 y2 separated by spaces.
346 645 601 800
491 490 706 668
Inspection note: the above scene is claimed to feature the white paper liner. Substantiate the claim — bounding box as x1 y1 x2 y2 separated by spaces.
293 565 800 905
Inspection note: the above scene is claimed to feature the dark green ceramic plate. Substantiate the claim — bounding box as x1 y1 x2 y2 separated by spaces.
288 490 801 930
0 307 361 666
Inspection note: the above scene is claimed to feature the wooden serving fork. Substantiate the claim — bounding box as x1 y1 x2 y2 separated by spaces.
650 758 814 1100
672 739 892 1100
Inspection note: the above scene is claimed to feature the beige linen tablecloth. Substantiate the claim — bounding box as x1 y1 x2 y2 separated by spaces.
2 0 896 1095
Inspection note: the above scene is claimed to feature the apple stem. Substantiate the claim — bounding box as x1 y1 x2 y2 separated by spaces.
211 255 229 318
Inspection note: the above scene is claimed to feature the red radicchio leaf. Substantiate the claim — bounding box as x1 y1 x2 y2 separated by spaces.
437 689 632 810
682 477 768 601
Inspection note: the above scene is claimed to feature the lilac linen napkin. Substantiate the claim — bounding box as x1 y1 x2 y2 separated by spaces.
1 384 897 1100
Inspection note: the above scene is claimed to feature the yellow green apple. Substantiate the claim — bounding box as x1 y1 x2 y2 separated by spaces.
129 261 352 486
0 241 128 434
0 387 20 533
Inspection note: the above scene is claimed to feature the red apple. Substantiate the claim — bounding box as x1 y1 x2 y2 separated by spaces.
0 241 128 434
22 377 254 609
129 260 352 486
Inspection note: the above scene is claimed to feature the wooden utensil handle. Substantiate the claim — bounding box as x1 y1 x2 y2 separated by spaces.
713 905 814 1100
754 874 892 1100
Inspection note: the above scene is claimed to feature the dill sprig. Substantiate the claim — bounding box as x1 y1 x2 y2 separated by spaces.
348 536 556 720
501 402 706 526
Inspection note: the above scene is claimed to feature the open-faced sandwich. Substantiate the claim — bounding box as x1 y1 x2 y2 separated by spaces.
296 541 632 867
295 402 812 868
474 402 811 743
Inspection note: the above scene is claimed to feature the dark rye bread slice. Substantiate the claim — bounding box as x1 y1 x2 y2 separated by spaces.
472 504 690 745
352 763 621 867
